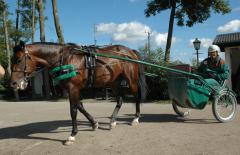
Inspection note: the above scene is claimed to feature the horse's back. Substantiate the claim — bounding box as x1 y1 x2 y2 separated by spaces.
97 45 140 60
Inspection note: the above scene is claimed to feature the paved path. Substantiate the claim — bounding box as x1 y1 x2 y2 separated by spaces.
0 99 239 155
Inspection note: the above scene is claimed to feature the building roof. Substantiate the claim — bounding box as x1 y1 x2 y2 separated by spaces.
213 32 240 51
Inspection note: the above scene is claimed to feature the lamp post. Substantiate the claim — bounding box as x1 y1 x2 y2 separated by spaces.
193 38 201 66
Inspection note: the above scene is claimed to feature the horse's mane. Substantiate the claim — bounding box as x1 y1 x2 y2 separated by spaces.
31 42 77 46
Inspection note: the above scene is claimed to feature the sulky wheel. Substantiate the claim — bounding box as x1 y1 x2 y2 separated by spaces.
172 100 190 117
212 89 237 123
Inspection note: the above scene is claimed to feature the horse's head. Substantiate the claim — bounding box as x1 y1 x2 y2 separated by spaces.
10 41 38 90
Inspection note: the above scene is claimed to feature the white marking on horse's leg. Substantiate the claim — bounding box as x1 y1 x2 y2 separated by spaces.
64 136 75 146
110 121 117 129
131 117 139 126
183 110 190 116
93 122 99 131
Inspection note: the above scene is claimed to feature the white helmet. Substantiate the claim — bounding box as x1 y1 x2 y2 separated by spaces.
208 45 220 53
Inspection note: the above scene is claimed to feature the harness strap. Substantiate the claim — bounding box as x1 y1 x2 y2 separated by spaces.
83 46 96 87
69 46 97 87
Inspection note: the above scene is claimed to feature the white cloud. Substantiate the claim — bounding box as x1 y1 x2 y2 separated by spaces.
154 32 176 46
217 20 240 33
96 21 176 47
189 38 212 48
97 22 150 42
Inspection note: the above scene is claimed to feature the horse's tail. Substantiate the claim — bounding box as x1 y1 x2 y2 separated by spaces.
137 63 148 102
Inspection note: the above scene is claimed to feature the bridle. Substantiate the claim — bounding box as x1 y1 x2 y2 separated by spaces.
12 47 46 81
12 45 74 82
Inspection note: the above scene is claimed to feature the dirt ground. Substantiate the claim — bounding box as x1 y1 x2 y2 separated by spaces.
0 99 239 155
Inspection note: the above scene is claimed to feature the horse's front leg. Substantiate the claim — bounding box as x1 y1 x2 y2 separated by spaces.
64 102 78 145
64 88 98 145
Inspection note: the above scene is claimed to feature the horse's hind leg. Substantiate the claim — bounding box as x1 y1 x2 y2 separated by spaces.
77 101 98 130
110 96 123 129
129 82 141 126
132 93 141 126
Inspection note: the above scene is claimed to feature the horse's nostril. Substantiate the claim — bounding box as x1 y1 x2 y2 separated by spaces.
11 82 17 88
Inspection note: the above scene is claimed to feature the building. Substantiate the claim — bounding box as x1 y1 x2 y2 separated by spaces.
213 32 240 96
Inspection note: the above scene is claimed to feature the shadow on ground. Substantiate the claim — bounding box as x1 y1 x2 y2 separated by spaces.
118 113 217 124
0 113 217 143
0 120 91 142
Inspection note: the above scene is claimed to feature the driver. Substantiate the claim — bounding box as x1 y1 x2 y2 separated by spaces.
198 44 229 85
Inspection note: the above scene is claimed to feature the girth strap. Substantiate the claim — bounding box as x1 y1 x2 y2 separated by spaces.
82 46 96 87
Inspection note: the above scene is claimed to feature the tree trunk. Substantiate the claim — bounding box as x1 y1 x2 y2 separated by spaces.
2 0 18 100
164 0 176 64
51 0 64 43
32 0 35 43
2 2 11 75
15 0 20 45
37 0 51 99
37 0 45 42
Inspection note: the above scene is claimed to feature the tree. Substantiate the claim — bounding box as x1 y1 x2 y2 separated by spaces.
37 0 51 99
13 0 34 44
32 0 35 42
145 0 231 63
0 0 11 75
15 0 20 45
37 0 45 42
19 0 45 43
51 0 64 43
138 47 165 75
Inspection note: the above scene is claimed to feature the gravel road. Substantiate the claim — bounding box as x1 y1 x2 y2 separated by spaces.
0 99 239 155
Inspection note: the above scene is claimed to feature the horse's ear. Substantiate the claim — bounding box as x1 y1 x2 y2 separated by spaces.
19 40 25 49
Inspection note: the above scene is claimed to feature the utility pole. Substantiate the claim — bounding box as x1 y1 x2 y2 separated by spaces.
144 30 151 59
93 24 97 46
147 31 151 53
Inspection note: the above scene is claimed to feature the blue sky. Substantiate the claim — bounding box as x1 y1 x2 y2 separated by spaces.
7 0 240 63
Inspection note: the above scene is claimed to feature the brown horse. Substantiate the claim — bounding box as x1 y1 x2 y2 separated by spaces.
10 41 147 145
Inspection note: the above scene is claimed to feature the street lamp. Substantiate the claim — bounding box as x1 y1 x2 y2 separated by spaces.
193 38 201 66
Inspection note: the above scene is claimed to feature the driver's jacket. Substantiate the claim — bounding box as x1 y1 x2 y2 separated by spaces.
198 56 229 85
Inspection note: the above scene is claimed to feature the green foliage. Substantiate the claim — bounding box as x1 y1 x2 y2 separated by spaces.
0 0 7 12
138 46 165 75
170 59 184 65
138 47 169 100
145 0 231 27
20 0 38 30
191 58 198 68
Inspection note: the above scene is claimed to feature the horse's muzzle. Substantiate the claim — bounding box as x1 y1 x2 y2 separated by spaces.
10 80 28 90
10 81 18 90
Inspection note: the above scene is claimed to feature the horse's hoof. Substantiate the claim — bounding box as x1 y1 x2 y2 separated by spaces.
110 121 117 129
131 117 139 126
63 136 75 146
92 122 99 131
183 111 190 117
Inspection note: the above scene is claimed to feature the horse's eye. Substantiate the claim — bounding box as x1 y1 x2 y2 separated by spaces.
16 59 22 64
